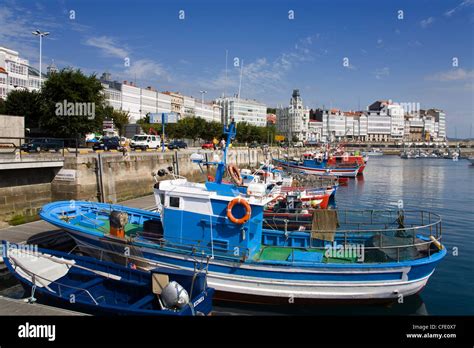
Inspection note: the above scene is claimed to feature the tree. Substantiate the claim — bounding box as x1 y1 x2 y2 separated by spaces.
39 68 107 138
4 89 43 129
108 108 130 136
0 97 6 115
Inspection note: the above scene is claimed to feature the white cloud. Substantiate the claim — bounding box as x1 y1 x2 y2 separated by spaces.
125 59 168 80
426 68 474 81
445 0 474 17
200 36 316 98
374 67 390 79
420 17 435 28
84 36 129 59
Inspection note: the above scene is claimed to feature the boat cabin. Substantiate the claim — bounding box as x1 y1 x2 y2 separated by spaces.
154 179 274 260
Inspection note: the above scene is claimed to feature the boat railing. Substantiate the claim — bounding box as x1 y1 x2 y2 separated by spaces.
13 264 100 305
126 231 251 262
263 209 443 262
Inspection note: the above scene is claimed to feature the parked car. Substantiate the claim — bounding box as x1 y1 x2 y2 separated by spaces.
249 142 259 148
92 137 122 151
167 140 188 150
130 134 160 150
20 138 64 153
201 142 214 150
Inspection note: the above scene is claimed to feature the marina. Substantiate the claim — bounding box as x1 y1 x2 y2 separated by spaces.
1 123 473 316
0 1 472 344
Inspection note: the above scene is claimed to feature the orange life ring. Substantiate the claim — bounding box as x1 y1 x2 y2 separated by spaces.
207 175 215 182
227 198 251 224
227 164 243 186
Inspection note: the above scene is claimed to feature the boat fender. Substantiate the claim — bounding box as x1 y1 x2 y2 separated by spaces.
227 198 251 224
429 236 443 250
227 164 243 186
110 211 128 238
161 281 190 309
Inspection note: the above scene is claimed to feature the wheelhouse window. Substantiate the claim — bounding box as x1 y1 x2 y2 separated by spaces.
169 196 180 208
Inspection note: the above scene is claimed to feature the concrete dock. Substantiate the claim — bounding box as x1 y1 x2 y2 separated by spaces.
0 296 87 316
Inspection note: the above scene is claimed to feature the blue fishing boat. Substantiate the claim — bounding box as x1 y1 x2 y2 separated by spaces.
2 240 214 315
272 155 361 177
40 121 446 304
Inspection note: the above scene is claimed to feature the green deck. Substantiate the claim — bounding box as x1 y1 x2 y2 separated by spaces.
74 220 143 236
256 246 358 264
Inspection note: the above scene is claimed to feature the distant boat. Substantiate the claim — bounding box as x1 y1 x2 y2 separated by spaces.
366 148 383 156
273 157 361 177
2 241 214 316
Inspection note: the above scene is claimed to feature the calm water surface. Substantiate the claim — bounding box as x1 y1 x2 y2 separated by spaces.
2 156 472 315
217 156 474 315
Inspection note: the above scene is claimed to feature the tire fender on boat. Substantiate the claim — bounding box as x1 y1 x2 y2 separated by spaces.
227 198 251 224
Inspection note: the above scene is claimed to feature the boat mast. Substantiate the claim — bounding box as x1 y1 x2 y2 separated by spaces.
214 121 236 184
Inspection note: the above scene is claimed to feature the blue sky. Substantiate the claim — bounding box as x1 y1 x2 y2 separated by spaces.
1 0 473 137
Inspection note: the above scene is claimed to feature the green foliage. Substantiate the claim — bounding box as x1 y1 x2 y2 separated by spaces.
4 89 43 129
236 122 278 144
108 108 130 136
138 114 150 124
39 68 107 138
138 117 223 141
266 107 276 114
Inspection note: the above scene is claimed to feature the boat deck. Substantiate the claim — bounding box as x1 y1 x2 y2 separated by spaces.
255 246 358 264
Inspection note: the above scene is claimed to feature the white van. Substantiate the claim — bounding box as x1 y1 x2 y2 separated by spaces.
130 134 161 150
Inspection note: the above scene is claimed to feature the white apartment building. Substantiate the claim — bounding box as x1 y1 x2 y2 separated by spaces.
141 87 158 117
216 96 267 126
100 73 222 124
121 82 141 122
195 102 221 123
367 100 404 141
319 110 368 142
387 103 405 139
0 46 47 98
426 109 446 140
183 96 195 118
308 120 323 142
157 92 172 115
276 90 310 141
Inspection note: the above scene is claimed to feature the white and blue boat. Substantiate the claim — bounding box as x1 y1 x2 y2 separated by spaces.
40 122 446 304
272 157 361 177
2 240 214 315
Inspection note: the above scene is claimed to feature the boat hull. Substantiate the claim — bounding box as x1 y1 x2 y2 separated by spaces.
68 230 445 303
274 159 359 177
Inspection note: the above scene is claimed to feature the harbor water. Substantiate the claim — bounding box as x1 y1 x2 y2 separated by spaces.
216 156 474 315
333 156 474 315
2 156 473 316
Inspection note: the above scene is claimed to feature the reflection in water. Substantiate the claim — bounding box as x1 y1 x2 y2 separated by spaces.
335 157 474 315
1 157 472 315
214 294 428 316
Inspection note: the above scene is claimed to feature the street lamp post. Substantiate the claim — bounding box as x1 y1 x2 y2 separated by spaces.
199 90 207 107
32 30 50 89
